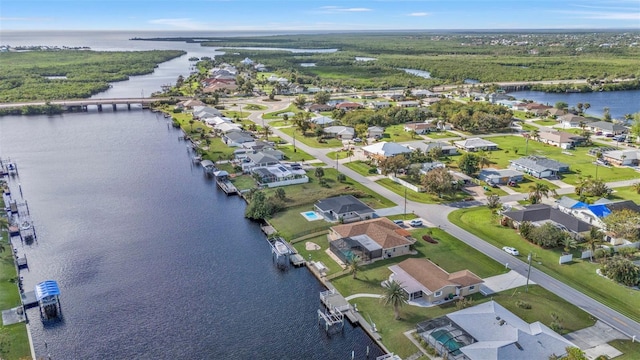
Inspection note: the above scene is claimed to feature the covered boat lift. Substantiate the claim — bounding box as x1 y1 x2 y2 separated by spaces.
35 280 62 321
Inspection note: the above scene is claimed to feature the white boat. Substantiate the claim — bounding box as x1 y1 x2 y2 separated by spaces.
273 239 291 256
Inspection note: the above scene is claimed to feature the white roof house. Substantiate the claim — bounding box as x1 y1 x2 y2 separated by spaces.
323 126 355 140
454 138 498 152
362 142 412 158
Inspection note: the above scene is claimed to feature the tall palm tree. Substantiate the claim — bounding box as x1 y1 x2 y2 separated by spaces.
528 182 556 204
347 255 361 279
633 182 640 195
584 227 603 262
263 125 272 141
477 150 491 168
345 148 354 163
381 280 408 320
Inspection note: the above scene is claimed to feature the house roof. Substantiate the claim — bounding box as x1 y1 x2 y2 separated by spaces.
331 218 414 250
225 131 254 142
391 258 483 295
510 156 569 173
479 168 524 179
247 152 279 165
454 137 498 149
558 114 592 124
606 200 640 214
35 280 60 301
557 196 586 210
316 195 374 216
404 122 436 130
335 102 362 109
589 121 628 132
362 142 411 157
324 126 355 136
311 116 335 125
368 126 385 132
447 301 575 360
502 204 592 233
538 131 585 144
603 149 640 161
412 141 457 152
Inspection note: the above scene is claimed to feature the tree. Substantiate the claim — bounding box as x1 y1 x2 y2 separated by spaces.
477 150 491 168
555 101 568 110
345 148 354 162
528 182 556 204
457 153 480 176
584 227 604 262
550 347 588 360
603 107 612 122
263 124 272 140
347 255 361 279
562 237 577 253
314 91 331 105
630 113 640 143
486 194 502 211
422 167 456 197
528 223 567 248
314 167 325 180
293 94 307 108
576 103 584 114
274 187 286 201
633 182 640 195
381 280 408 320
583 103 591 112
600 256 640 287
602 209 640 241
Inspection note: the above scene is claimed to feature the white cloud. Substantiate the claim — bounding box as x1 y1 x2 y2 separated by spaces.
148 18 207 30
408 12 430 17
317 6 372 13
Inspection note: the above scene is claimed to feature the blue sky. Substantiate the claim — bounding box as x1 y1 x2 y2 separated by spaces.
2 0 639 31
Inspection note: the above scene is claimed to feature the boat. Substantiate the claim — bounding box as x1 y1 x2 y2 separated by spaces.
20 221 31 231
273 238 292 256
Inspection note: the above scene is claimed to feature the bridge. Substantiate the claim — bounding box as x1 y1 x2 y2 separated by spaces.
0 97 186 111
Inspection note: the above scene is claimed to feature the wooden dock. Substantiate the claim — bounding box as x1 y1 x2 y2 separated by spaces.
216 179 238 195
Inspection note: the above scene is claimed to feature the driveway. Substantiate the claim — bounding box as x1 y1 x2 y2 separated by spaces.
480 270 534 295
564 321 626 358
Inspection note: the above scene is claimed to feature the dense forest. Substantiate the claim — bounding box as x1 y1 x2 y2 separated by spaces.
0 50 185 102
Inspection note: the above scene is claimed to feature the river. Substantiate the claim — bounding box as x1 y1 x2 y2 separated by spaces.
0 31 383 359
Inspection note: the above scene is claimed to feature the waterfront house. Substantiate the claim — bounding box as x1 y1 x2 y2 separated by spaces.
588 121 628 136
367 126 385 139
323 126 355 140
223 131 254 147
404 122 436 134
241 152 280 172
509 156 569 179
251 165 309 188
454 138 498 152
362 142 412 161
501 204 592 238
537 131 585 149
558 114 594 128
388 258 483 303
193 106 223 119
328 218 415 262
416 301 576 360
602 149 640 166
178 99 206 109
315 195 375 223
478 168 524 185
215 122 243 134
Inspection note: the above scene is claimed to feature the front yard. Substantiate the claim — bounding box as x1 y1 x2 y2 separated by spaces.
344 160 377 177
376 178 471 204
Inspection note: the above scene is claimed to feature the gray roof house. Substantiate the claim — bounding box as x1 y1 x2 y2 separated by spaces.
314 195 375 223
509 156 569 179
501 204 592 235
478 168 524 185
323 126 355 140
588 121 628 135
417 301 576 360
223 131 254 147
367 126 385 139
411 141 458 156
242 152 280 172
602 149 640 166
362 142 412 158
310 116 335 126
454 138 498 152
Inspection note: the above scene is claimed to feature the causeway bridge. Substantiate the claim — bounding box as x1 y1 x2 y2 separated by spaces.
0 97 186 111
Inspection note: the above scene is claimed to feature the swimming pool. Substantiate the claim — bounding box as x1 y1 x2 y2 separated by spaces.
301 211 322 221
431 329 463 355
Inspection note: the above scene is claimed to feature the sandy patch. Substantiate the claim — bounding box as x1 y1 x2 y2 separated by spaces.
305 241 321 251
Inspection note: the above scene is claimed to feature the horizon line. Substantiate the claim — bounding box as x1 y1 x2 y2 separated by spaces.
2 27 640 32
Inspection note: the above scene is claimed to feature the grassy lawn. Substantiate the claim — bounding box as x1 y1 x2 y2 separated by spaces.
425 131 459 139
200 137 236 162
564 185 640 204
243 103 267 111
279 127 343 148
487 136 639 185
222 110 249 120
261 104 301 120
326 150 355 160
534 119 560 126
291 233 344 275
230 174 256 191
329 227 592 358
275 145 315 162
268 120 292 127
610 339 640 360
269 205 334 241
376 178 470 204
380 124 419 143
344 160 377 177
500 174 560 194
448 206 640 323
521 123 538 132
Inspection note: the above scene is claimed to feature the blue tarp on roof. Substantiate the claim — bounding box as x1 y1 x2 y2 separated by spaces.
35 280 60 301
588 204 612 218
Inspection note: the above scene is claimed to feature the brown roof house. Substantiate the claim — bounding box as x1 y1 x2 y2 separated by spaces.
404 122 437 135
328 218 415 263
389 258 483 304
537 131 585 149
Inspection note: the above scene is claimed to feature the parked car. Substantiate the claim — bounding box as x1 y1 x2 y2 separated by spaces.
409 219 423 227
393 220 404 226
353 137 362 143
502 246 519 256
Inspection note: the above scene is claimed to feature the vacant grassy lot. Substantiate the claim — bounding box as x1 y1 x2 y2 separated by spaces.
425 131 459 139
275 145 315 162
533 119 559 126
230 174 256 191
380 124 419 143
344 160 377 177
449 206 640 323
376 178 470 204
279 127 343 148
500 174 560 194
291 233 344 275
487 136 639 184
262 104 301 120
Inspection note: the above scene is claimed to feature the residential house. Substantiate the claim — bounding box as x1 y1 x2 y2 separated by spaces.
418 162 446 175
193 106 222 119
362 142 412 160
602 149 640 166
588 121 628 136
417 301 576 360
388 258 483 303
314 195 376 223
310 116 335 126
412 89 438 98
404 122 437 135
558 114 594 128
251 164 308 188
323 126 355 140
307 103 334 112
178 99 205 109
509 156 569 179
203 78 238 93
335 102 363 111
383 93 405 101
328 218 415 262
501 204 592 237
409 141 458 156
240 57 254 65
214 122 243 134
478 168 524 185
547 108 566 117
396 101 421 108
525 102 552 113
367 126 385 139
222 131 254 147
454 138 498 152
537 131 585 149
369 101 391 109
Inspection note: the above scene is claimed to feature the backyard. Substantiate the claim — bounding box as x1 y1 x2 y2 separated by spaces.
380 124 420 143
448 206 640 323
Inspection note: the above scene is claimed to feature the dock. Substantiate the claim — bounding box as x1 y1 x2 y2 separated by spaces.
21 291 39 309
213 170 238 195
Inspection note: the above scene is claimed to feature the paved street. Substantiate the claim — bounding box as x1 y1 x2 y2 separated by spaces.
241 98 640 339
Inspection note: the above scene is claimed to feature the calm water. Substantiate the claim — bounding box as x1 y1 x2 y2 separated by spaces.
0 111 383 359
509 89 640 120
0 31 383 359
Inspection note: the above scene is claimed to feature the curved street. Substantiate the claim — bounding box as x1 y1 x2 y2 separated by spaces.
238 97 640 340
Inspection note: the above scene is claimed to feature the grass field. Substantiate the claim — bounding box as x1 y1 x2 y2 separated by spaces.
564 185 640 204
534 119 559 126
380 124 419 143
609 339 640 360
279 127 343 148
291 233 344 275
376 178 470 204
262 104 301 120
449 206 640 323
344 160 377 177
425 131 459 139
275 145 315 162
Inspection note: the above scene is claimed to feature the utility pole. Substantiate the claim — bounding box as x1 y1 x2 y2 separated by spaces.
526 252 532 292
404 187 407 219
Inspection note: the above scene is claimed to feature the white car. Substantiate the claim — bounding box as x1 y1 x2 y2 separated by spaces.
393 220 404 226
409 219 423 227
502 246 519 256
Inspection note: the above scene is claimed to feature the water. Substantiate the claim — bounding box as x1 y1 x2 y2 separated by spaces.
508 89 640 120
400 68 431 79
0 31 383 359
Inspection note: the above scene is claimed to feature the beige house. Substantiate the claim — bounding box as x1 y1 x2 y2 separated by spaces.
388 258 483 303
328 218 415 262
537 131 585 149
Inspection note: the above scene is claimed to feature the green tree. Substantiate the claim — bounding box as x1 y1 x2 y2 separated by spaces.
421 167 456 197
263 124 273 140
347 255 361 279
562 237 577 253
274 187 286 201
603 107 612 122
381 280 408 320
293 95 307 108
633 182 640 195
528 182 556 204
555 101 568 110
486 194 502 211
314 167 325 180
477 150 491 168
314 91 331 105
602 209 640 241
601 256 640 287
457 153 480 176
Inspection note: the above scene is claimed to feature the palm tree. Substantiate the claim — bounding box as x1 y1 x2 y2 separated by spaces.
584 227 603 262
477 150 491 168
345 148 354 163
528 182 556 204
562 237 577 253
381 279 408 320
584 103 591 112
633 182 640 195
263 125 272 141
347 255 361 279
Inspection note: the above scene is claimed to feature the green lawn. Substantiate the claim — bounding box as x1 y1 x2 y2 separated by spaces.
521 123 538 132
376 178 470 204
230 174 256 191
275 145 315 162
449 206 640 323
609 339 640 360
330 227 593 358
344 160 377 177
268 120 292 127
534 119 559 126
279 127 343 148
487 136 639 185
222 110 249 120
291 233 344 275
500 174 560 194
269 205 334 241
425 131 459 139
564 185 640 204
326 150 354 160
380 124 419 143
200 137 236 162
262 104 301 120
243 103 267 111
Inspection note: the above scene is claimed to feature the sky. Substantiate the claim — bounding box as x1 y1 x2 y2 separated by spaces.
1 0 639 31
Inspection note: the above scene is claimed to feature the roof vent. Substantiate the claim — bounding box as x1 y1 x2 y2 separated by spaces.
496 316 501 321
499 320 506 326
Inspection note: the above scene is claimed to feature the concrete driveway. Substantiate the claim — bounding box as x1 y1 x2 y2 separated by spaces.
480 270 534 295
564 321 626 359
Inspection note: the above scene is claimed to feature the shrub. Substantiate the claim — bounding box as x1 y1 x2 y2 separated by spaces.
516 300 532 309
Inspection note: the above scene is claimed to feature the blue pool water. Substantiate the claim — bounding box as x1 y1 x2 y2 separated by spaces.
301 211 322 221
